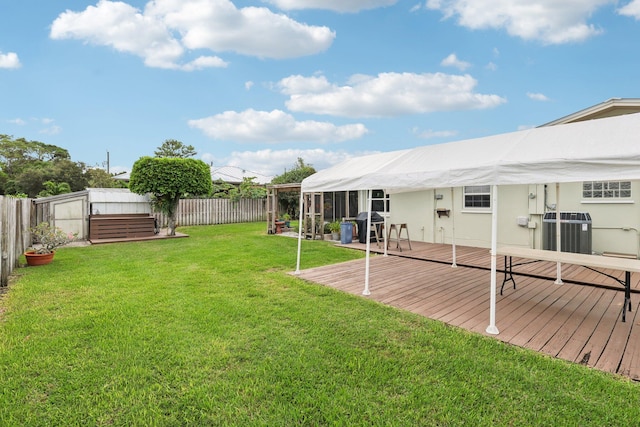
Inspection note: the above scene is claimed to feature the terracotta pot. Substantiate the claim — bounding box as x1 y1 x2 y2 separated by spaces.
24 250 55 266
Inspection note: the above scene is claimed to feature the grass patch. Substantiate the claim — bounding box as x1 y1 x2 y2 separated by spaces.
1 222 639 426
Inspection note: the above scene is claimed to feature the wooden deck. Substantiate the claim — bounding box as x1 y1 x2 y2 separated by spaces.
295 241 640 381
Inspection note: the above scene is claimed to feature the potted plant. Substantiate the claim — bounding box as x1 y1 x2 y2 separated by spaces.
329 220 341 240
24 222 76 266
322 222 332 241
282 213 291 228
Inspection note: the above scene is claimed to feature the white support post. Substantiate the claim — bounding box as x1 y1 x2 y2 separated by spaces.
294 191 305 275
451 187 457 268
555 182 563 285
486 185 500 335
363 189 373 296
383 190 388 257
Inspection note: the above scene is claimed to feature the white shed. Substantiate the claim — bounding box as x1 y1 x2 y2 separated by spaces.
87 188 152 215
33 188 152 240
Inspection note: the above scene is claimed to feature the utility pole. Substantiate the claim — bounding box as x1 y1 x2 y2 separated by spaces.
106 151 110 174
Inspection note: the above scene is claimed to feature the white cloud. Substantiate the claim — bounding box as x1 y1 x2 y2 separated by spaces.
0 52 21 69
441 53 471 71
152 0 335 59
180 56 228 71
426 0 611 44
188 109 368 143
619 0 640 19
527 92 550 101
7 117 60 133
51 0 187 69
201 148 376 177
50 0 334 70
245 81 254 90
485 62 497 71
266 0 397 13
40 125 63 136
279 72 506 118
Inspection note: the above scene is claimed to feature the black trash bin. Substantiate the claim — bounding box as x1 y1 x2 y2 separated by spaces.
355 212 383 244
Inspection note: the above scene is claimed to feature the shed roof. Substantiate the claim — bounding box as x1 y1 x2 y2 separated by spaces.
86 188 150 203
33 188 150 204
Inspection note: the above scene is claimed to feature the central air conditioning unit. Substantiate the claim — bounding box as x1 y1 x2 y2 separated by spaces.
542 212 592 254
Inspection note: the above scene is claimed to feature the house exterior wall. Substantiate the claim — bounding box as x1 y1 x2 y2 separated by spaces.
389 185 532 248
388 181 640 258
387 190 435 243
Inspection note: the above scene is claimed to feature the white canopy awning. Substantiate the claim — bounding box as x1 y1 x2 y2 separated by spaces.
301 149 410 193
298 112 640 335
302 112 640 193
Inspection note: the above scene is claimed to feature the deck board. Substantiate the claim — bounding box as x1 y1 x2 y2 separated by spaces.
295 240 640 381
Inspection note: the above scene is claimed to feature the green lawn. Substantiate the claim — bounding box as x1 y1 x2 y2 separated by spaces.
1 222 639 426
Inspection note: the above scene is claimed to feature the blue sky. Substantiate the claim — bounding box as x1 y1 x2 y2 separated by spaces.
2 0 640 178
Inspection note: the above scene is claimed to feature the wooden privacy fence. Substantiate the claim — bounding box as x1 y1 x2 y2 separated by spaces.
0 197 32 287
0 197 265 287
154 198 266 228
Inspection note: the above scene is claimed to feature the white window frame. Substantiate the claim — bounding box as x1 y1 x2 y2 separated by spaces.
463 185 491 211
371 189 389 214
582 181 632 201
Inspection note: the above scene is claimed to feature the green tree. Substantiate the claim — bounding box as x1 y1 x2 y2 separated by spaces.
0 135 83 197
270 158 316 218
228 177 267 202
154 139 197 158
86 168 117 188
271 158 316 185
50 159 88 192
12 165 51 197
38 181 72 197
129 156 212 236
211 180 236 198
0 135 70 176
